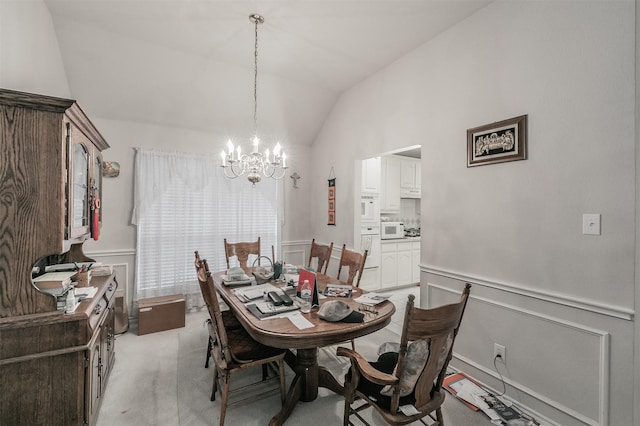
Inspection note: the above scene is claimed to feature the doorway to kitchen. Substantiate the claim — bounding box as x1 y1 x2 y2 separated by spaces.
355 146 421 291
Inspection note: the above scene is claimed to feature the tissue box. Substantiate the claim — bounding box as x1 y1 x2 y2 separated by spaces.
137 294 185 335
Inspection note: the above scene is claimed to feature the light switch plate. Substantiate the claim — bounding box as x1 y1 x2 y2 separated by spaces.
583 213 601 235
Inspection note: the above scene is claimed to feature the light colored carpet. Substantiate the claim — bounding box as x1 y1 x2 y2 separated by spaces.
97 288 492 425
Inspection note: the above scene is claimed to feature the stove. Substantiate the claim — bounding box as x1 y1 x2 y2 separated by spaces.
404 228 420 237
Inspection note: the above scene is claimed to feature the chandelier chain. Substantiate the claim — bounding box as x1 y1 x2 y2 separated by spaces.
253 16 259 136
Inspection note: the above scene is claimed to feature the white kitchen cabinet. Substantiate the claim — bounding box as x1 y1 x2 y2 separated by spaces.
400 158 421 198
397 248 413 286
380 239 420 289
380 243 398 288
361 157 381 194
381 156 401 212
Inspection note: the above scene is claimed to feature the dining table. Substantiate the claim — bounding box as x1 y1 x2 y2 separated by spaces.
212 271 395 426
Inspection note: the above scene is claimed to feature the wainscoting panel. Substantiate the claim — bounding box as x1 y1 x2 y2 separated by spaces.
87 249 136 317
426 281 610 426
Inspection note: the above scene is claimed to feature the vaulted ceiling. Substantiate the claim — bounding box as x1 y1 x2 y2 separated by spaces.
44 0 491 147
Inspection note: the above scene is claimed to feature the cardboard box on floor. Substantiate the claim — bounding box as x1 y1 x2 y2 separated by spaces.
137 294 185 335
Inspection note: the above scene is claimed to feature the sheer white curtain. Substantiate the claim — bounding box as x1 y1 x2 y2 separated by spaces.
132 148 280 307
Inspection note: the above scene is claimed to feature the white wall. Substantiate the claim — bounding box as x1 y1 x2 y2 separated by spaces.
311 2 636 425
0 1 70 96
1 1 637 424
0 0 313 321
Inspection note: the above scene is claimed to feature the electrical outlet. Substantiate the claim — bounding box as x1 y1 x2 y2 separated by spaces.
494 343 506 361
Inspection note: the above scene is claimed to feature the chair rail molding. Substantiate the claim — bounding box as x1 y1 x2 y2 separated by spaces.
421 264 633 321
430 283 611 426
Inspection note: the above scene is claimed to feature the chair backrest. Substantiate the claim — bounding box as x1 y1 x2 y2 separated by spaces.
308 239 334 275
336 244 368 287
390 283 472 414
224 237 261 272
195 251 231 368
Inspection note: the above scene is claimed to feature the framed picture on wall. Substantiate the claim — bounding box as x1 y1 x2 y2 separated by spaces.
467 115 527 167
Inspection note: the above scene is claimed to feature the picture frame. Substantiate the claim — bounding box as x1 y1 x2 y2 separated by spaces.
467 115 527 167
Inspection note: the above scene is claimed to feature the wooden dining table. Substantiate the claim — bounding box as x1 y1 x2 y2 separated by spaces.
212 271 395 426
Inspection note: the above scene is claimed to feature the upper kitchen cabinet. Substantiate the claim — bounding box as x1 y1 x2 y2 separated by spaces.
361 157 381 194
380 156 401 212
400 157 421 198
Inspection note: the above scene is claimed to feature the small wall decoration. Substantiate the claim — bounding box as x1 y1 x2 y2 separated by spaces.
290 172 301 188
102 161 121 177
467 115 527 167
328 167 336 226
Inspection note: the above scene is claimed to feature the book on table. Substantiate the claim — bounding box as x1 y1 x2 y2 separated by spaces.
32 271 76 290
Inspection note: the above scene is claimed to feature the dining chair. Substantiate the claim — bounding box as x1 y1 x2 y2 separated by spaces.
194 251 242 368
307 239 334 275
224 237 261 272
337 283 472 426
336 244 368 287
195 253 286 426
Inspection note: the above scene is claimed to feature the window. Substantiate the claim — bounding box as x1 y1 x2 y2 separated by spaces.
132 149 279 302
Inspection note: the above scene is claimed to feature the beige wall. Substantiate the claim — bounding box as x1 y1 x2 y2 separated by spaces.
1 1 638 425
310 2 636 425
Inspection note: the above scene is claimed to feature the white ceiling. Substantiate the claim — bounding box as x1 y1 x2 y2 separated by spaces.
44 0 491 147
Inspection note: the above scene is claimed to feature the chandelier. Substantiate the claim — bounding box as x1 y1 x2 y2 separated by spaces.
220 14 287 186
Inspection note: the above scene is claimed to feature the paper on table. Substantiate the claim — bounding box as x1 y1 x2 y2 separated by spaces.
233 283 279 302
281 311 314 329
354 293 390 305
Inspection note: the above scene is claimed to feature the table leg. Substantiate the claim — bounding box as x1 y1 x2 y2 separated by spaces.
269 348 319 425
318 366 344 396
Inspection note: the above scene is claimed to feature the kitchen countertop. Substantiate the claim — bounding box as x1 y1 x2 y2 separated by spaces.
381 236 421 243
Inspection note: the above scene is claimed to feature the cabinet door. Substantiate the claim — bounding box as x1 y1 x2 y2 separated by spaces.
69 136 91 239
87 341 102 423
380 252 397 288
397 249 413 286
400 158 421 197
66 121 104 243
381 157 400 211
400 160 416 189
93 153 104 228
361 157 380 194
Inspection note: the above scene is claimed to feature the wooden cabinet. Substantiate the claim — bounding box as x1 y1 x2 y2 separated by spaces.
380 239 420 289
380 156 400 212
0 89 114 425
400 157 421 198
361 157 381 194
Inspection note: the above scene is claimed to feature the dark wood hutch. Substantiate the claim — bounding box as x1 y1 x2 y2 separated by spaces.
0 89 117 425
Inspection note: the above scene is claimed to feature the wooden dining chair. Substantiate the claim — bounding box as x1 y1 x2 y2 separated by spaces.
195 253 286 426
337 283 472 426
336 244 368 287
224 237 261 272
194 251 242 368
307 239 334 275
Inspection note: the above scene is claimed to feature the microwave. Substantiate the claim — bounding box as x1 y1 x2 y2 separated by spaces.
380 222 404 239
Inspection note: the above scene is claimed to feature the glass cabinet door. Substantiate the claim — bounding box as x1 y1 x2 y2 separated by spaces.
70 142 89 236
94 155 103 224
